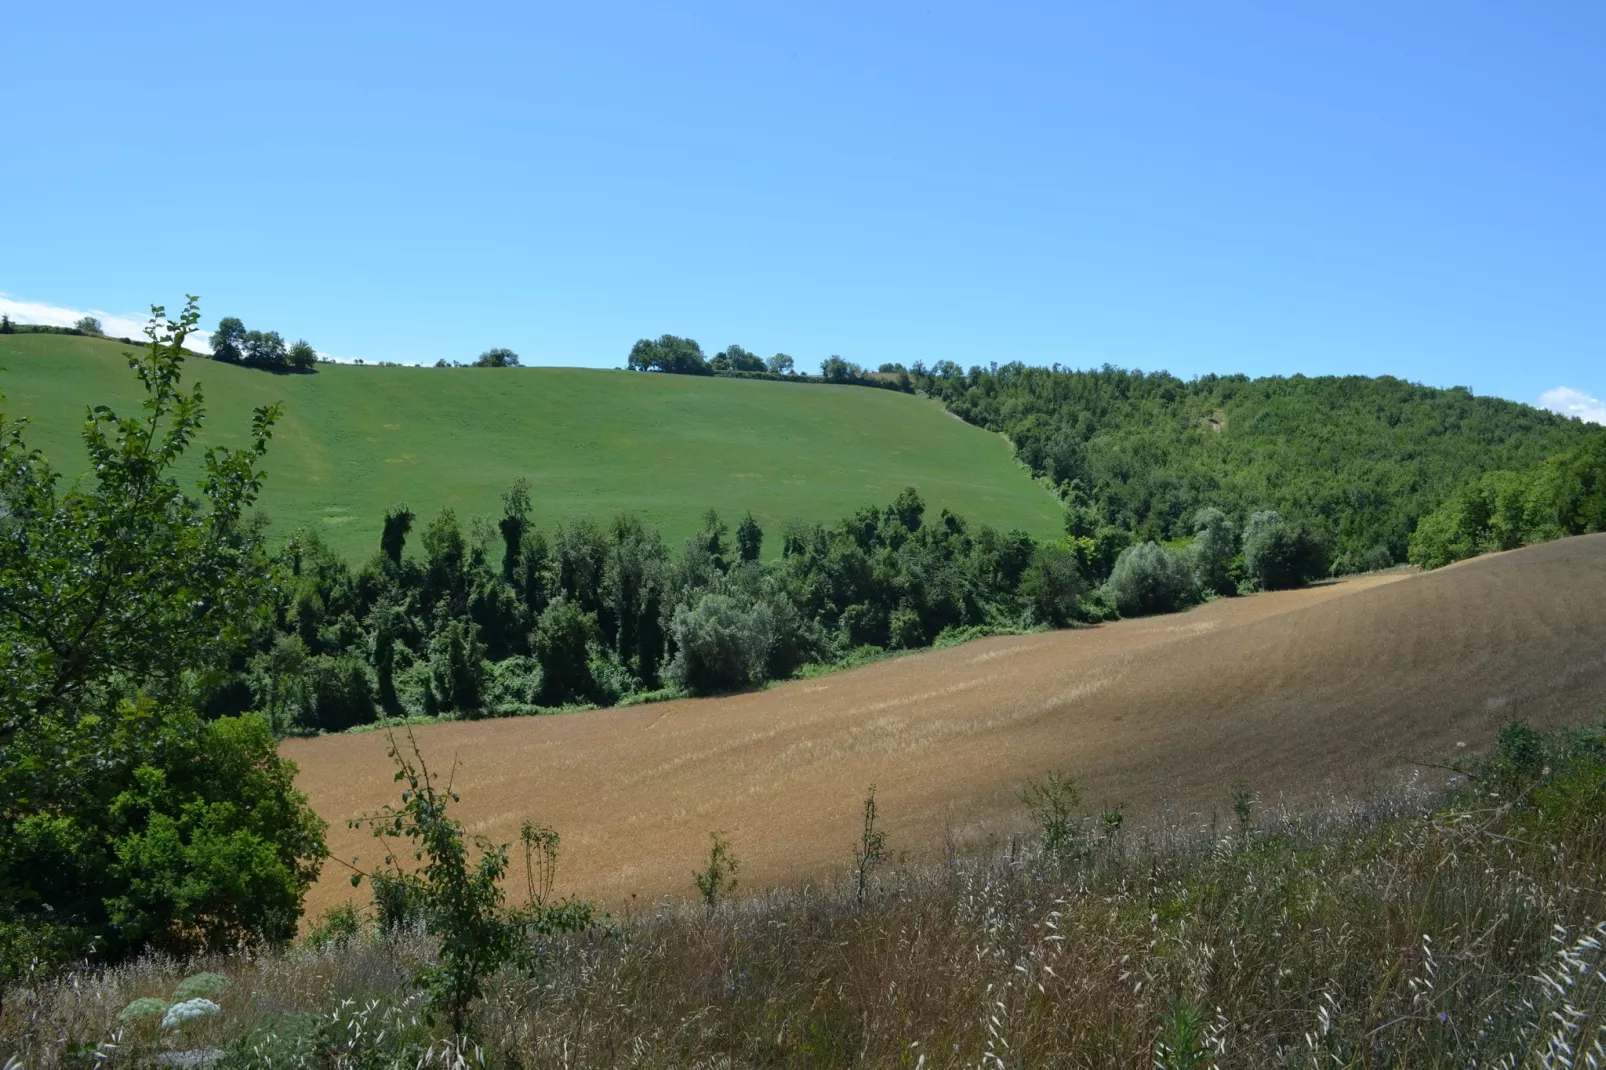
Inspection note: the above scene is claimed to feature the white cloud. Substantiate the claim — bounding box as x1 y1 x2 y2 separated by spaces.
0 291 211 353
1539 386 1606 425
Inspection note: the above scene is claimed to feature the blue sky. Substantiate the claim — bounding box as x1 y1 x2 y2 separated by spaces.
3 1 1602 418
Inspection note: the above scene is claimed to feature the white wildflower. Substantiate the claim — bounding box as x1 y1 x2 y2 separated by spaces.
161 998 221 1029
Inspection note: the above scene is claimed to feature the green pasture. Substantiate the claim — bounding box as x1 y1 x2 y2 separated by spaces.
0 333 1062 559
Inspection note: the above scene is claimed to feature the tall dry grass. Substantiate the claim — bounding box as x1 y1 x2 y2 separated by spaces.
7 748 1606 1068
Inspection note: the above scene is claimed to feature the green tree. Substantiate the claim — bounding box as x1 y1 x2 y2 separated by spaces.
1107 541 1195 616
0 298 327 980
499 478 532 580
1020 544 1082 626
712 344 765 372
736 511 763 562
1242 510 1327 590
209 316 246 363
821 355 864 383
474 347 521 367
287 338 317 371
74 315 104 334
533 598 596 704
380 505 415 565
767 352 795 375
1188 507 1237 596
626 334 709 375
244 329 287 367
428 615 489 715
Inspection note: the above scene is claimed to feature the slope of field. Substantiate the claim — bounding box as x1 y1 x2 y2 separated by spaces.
289 534 1606 916
0 333 1062 557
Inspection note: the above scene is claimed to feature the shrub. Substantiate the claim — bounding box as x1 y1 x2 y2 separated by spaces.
1019 771 1084 866
485 655 543 710
1241 509 1328 590
1106 542 1195 616
665 592 774 694
693 832 739 912
306 903 364 949
0 300 328 978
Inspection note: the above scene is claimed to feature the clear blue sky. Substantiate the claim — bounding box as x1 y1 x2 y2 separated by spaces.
3 1 1602 415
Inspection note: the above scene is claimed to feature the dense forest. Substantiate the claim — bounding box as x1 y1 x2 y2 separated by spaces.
906 362 1597 570
1408 431 1606 568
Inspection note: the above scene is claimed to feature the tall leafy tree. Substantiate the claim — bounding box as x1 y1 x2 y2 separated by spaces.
244 329 288 367
210 316 246 363
626 335 709 374
474 347 522 367
0 298 326 980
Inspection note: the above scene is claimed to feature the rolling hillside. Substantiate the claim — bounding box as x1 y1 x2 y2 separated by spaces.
289 533 1606 915
0 332 1063 558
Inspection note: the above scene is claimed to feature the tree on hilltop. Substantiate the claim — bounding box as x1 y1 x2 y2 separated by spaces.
627 335 710 375
288 338 318 371
210 316 246 363
475 347 522 368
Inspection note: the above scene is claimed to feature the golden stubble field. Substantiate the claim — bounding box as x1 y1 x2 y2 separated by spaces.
287 534 1606 917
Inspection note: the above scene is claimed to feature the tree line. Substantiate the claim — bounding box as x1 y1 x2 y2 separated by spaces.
209 316 319 371
626 334 913 392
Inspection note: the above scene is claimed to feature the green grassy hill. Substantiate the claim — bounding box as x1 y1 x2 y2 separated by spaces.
0 333 1062 559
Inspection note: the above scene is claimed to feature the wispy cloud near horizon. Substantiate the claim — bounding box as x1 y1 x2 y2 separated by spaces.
1539 386 1606 425
0 292 213 354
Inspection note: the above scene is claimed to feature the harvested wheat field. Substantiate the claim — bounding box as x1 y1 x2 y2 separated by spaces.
289 533 1606 916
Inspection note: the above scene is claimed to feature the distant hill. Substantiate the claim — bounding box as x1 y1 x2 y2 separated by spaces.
914 362 1596 567
0 332 1063 559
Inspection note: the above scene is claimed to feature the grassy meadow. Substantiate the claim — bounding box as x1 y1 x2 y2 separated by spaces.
0 332 1062 559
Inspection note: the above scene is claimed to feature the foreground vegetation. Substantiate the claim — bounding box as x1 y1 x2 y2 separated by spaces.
6 720 1606 1068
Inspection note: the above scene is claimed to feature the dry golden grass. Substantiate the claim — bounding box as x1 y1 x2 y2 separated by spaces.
288 533 1606 916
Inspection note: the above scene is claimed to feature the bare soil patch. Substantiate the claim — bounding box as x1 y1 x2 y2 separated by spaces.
288 534 1606 915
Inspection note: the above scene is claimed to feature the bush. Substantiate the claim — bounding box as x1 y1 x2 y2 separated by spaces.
664 589 804 694
305 903 364 949
1241 510 1328 590
666 593 767 694
1106 542 1195 616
